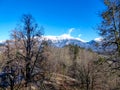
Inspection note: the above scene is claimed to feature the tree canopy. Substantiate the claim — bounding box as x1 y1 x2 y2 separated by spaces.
98 0 120 55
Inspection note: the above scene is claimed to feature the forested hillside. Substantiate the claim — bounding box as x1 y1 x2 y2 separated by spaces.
0 39 119 90
0 0 120 90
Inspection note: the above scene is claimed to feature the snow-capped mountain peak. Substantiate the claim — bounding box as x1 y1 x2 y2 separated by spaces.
41 35 103 53
43 35 86 42
0 35 102 53
94 37 103 42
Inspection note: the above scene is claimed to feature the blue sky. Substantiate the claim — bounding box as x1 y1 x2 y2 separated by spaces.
0 0 105 41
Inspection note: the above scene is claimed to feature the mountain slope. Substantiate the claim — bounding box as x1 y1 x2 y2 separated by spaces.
0 36 103 53
42 36 102 52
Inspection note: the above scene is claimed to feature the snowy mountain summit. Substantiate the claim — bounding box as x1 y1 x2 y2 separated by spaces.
42 35 103 52
0 35 103 53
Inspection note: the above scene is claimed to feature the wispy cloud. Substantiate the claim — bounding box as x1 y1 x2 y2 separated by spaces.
68 28 74 35
60 28 75 39
78 34 82 37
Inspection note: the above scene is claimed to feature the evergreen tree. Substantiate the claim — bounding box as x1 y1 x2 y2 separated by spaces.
98 0 120 55
98 0 120 69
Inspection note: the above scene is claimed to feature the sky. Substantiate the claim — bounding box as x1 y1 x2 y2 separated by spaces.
0 0 105 42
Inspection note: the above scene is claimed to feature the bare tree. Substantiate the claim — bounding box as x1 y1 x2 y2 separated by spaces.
11 14 44 87
68 44 79 79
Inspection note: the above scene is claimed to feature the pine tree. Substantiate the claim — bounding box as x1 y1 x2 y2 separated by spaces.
98 0 120 70
98 0 120 55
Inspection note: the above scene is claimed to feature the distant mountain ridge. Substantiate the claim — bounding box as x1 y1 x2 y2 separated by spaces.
42 36 103 52
0 36 103 53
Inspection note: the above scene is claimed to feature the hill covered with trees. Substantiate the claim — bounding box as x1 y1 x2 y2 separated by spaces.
0 0 120 89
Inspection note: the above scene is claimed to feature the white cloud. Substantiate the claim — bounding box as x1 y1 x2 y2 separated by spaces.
78 34 82 37
59 28 75 39
68 28 74 35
